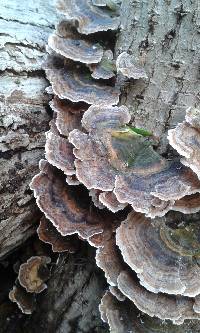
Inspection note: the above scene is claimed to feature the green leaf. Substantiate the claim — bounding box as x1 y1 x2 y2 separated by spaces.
124 125 153 137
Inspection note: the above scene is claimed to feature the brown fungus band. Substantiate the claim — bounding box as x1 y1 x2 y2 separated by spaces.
18 256 51 294
45 56 120 105
116 211 200 297
56 0 120 34
168 107 200 180
95 222 200 325
49 22 104 64
25 0 200 330
37 217 78 253
69 105 200 217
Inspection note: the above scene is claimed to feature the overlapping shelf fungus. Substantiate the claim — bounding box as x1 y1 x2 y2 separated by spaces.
11 0 200 331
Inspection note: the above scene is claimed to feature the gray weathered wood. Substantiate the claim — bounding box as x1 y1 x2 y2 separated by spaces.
0 0 59 257
1 0 200 332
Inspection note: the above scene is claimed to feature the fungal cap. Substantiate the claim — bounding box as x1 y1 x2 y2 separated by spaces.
37 217 78 253
168 107 200 180
48 30 103 64
50 97 84 137
45 60 120 105
116 52 148 79
30 160 104 238
56 0 120 34
117 270 200 325
89 50 116 79
9 286 36 315
18 256 51 294
116 211 200 297
45 122 75 176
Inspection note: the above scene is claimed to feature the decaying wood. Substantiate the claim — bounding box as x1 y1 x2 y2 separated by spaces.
0 0 200 332
0 0 59 257
0 1 108 332
117 0 200 153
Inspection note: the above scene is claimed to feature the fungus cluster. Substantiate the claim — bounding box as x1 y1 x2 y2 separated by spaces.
9 255 51 314
10 0 200 331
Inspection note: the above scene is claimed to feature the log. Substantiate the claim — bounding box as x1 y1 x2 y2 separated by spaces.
0 0 58 257
0 0 200 332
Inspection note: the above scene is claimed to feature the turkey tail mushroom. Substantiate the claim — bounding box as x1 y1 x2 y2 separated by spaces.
28 0 200 330
9 286 36 315
50 97 84 137
30 160 105 239
45 56 120 105
100 291 200 333
45 121 76 176
49 22 104 64
117 270 200 325
37 217 78 253
116 211 200 297
56 0 120 34
168 107 200 180
95 213 200 325
69 105 200 217
18 256 51 294
116 51 148 79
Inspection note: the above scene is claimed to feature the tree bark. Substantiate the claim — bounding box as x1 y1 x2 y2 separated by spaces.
0 0 200 332
0 1 108 332
0 0 58 257
117 0 199 154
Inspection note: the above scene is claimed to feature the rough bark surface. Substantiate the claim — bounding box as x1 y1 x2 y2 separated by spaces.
117 0 200 154
25 246 108 333
0 1 108 332
0 0 59 257
1 0 200 332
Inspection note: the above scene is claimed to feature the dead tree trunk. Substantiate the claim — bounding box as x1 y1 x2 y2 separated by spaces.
0 0 199 332
117 0 199 155
0 0 59 257
0 1 108 332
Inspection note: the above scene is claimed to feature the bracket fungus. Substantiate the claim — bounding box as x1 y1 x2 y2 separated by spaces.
96 237 124 286
173 193 200 214
28 0 200 329
95 217 200 325
117 270 200 325
45 57 120 105
116 212 200 297
99 191 127 212
30 160 109 239
116 52 148 79
18 256 51 294
88 50 116 80
92 0 121 11
69 105 200 217
38 217 78 253
89 188 126 212
9 286 36 315
89 189 105 209
45 122 75 177
48 25 104 64
56 0 120 35
99 291 194 333
168 107 200 180
50 97 84 137
109 286 126 301
99 291 137 333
